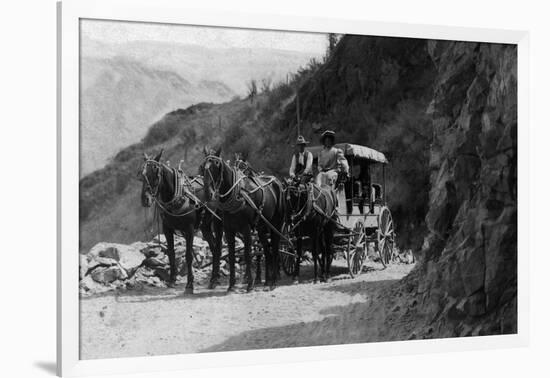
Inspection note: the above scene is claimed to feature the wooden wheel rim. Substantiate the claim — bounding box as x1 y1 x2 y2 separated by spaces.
347 220 366 278
377 207 394 267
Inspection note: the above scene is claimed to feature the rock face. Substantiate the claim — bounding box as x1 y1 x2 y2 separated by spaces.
410 41 517 336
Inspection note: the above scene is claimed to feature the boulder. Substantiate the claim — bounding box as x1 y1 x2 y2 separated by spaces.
90 265 127 284
129 268 165 287
142 246 163 258
154 267 171 282
79 275 112 296
87 256 118 271
117 245 146 272
129 241 150 253
87 242 145 273
144 256 168 269
98 246 120 260
131 266 155 281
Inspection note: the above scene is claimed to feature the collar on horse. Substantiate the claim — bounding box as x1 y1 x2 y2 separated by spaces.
142 159 216 219
203 154 292 244
204 154 247 213
287 182 337 231
205 154 280 212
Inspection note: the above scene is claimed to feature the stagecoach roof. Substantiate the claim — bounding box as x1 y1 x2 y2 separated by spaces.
308 143 388 164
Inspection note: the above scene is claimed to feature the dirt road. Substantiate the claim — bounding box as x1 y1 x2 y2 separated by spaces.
80 261 414 359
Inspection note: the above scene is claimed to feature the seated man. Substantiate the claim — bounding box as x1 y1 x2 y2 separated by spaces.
315 130 349 188
289 135 313 183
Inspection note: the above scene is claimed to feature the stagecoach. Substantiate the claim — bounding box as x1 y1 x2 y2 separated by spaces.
280 143 395 278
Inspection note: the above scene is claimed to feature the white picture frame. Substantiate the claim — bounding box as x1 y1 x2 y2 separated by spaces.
57 0 529 376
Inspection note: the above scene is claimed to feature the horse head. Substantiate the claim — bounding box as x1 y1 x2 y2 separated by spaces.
138 149 164 207
202 146 225 198
284 180 310 224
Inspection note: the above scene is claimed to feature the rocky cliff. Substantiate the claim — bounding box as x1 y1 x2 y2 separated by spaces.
408 41 517 336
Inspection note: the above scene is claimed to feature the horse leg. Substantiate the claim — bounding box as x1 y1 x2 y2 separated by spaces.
184 226 194 294
312 233 319 284
292 236 303 284
257 229 271 287
254 252 262 286
242 226 254 292
202 221 221 289
270 232 281 290
226 230 237 292
319 235 327 283
165 227 177 287
324 226 334 282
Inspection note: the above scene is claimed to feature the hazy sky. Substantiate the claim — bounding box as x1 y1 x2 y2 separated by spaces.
81 19 328 54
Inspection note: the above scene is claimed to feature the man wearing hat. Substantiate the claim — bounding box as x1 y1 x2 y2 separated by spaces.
316 130 349 187
289 135 313 180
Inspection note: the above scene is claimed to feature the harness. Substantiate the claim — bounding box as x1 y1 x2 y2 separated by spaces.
286 182 337 232
234 159 260 177
203 154 291 244
141 159 221 221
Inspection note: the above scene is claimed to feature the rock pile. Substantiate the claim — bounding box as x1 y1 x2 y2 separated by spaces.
79 235 242 296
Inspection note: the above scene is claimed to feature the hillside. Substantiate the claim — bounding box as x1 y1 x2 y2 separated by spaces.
80 56 235 176
79 96 265 252
80 35 517 337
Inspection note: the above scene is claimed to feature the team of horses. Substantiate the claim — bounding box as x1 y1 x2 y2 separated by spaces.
138 148 337 294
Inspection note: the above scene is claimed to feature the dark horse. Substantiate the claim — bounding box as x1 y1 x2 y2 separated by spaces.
202 148 285 292
139 150 223 292
284 179 337 283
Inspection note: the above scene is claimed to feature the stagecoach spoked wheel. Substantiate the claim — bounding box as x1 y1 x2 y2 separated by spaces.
377 206 395 267
280 223 296 276
346 220 367 278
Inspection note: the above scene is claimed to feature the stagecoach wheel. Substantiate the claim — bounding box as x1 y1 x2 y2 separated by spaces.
346 220 367 278
377 207 395 267
280 223 296 276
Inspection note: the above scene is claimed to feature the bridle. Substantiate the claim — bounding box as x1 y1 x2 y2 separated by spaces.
285 181 313 229
203 154 245 200
139 159 163 198
234 158 259 176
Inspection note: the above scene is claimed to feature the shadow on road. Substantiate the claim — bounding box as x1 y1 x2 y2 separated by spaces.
200 279 401 353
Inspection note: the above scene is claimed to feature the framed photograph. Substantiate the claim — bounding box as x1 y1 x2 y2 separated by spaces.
58 0 528 376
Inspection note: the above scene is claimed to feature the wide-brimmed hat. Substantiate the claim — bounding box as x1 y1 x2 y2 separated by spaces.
296 135 309 145
320 130 336 143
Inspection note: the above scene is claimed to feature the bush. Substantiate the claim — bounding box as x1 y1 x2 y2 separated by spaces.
142 116 181 146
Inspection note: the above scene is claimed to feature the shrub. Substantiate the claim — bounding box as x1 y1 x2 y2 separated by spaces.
142 116 181 146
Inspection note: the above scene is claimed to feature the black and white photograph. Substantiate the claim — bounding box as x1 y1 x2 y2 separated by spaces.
77 18 518 360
